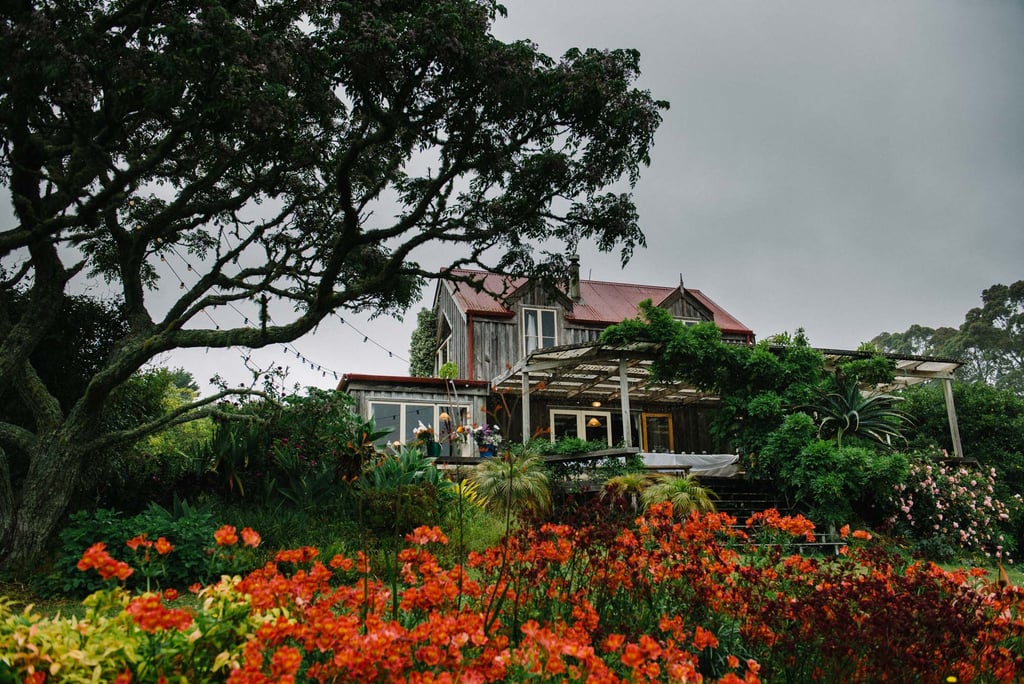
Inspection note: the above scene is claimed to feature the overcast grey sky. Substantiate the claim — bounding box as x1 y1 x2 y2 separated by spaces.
21 0 1024 393
186 0 1024 391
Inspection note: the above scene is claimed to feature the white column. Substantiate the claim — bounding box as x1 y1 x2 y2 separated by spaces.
619 359 632 448
521 371 531 444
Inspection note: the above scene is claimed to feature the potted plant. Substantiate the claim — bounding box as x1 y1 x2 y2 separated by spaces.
415 422 441 458
470 423 501 458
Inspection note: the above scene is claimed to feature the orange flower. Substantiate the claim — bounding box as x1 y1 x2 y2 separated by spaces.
839 524 851 539
241 527 262 548
154 536 174 555
270 646 303 678
274 546 319 564
620 643 645 668
214 524 238 546
693 625 719 650
126 593 194 633
163 588 179 601
127 534 151 551
77 542 134 581
602 634 626 652
406 526 449 546
852 529 872 541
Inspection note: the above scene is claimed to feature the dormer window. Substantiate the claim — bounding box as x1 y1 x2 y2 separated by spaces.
523 307 557 354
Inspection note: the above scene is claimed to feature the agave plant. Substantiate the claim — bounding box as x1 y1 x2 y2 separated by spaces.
810 377 912 448
471 451 551 518
640 473 717 516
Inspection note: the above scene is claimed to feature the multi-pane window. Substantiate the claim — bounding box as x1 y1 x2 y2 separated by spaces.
368 401 470 444
549 409 612 445
523 307 557 354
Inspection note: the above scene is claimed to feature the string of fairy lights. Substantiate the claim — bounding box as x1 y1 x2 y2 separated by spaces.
160 243 409 382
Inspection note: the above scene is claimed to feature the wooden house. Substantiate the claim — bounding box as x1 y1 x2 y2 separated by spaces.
340 263 755 456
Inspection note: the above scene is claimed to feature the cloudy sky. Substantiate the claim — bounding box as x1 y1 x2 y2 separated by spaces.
186 0 1024 392
18 0 1024 394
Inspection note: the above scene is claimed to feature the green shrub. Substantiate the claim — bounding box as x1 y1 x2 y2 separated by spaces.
753 412 816 481
358 447 452 536
51 500 223 596
778 440 908 530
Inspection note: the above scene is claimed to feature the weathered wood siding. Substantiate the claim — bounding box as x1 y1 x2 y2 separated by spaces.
565 325 604 345
345 381 491 431
434 282 471 379
470 317 517 381
663 292 714 322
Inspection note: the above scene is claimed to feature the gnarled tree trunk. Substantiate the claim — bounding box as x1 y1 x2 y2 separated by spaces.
1 431 85 570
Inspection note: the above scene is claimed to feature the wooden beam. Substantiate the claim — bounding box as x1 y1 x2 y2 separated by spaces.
620 359 633 448
943 378 964 460
521 370 531 444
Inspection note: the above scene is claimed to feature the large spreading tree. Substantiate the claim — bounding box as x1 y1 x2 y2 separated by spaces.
0 0 665 568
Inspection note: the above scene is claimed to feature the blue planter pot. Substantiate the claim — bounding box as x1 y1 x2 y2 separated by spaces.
478 444 495 459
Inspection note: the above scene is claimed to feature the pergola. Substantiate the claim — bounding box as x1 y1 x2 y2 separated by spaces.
490 342 965 458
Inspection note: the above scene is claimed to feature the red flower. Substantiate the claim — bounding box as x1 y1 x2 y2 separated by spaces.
154 536 174 555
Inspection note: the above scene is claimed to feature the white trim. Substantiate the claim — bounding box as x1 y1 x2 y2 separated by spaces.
522 306 558 356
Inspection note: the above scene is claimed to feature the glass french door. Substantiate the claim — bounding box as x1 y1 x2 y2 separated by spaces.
642 413 673 453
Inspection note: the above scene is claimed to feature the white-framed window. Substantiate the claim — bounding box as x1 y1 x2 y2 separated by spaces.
435 334 452 373
523 307 558 354
369 401 471 444
549 409 612 445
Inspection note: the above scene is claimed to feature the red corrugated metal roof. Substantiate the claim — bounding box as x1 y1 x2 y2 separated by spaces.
337 373 490 392
688 289 752 336
444 269 752 336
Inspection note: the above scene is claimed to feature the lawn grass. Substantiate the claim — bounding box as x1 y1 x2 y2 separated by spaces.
938 561 1024 588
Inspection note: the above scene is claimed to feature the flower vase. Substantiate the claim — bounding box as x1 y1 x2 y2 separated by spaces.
426 441 441 458
478 444 495 459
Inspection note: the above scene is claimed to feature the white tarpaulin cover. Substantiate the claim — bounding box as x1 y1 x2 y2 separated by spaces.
642 452 740 478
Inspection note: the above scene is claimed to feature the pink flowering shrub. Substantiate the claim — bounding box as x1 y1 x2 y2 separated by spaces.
889 459 1022 562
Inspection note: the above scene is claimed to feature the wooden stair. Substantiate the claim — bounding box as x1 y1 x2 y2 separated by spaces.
699 477 842 556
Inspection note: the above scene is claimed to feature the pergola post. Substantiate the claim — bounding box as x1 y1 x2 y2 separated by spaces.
942 377 964 460
521 370 531 444
619 359 632 448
